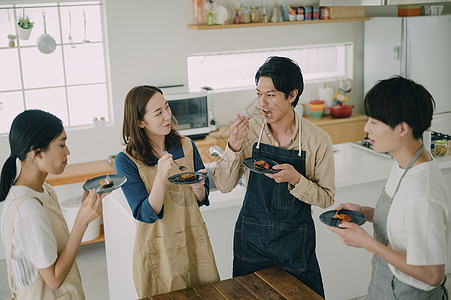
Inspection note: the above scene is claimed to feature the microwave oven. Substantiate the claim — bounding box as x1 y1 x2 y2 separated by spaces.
163 89 212 140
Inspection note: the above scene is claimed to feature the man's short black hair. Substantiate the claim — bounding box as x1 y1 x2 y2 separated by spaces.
255 56 304 108
364 76 435 140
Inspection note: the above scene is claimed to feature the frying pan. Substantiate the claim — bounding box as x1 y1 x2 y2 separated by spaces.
37 12 56 54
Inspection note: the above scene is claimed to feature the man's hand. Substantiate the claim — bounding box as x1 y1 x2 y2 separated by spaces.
265 163 301 185
228 113 250 152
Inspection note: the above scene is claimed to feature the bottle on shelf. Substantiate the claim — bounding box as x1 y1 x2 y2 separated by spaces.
235 6 241 24
192 0 203 25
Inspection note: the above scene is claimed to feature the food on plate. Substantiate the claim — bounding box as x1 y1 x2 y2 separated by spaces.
99 178 113 188
254 160 270 170
180 173 196 181
334 213 351 223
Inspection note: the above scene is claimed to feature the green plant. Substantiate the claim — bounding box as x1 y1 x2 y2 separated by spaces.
17 16 34 29
7 34 17 40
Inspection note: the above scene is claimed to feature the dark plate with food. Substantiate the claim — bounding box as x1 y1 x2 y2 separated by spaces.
83 174 127 193
319 209 366 228
168 172 207 185
243 157 281 174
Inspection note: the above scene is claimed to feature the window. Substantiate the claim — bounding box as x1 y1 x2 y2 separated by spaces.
0 1 111 135
187 42 353 91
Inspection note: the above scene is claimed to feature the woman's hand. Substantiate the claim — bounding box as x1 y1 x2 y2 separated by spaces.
76 190 102 227
190 169 207 202
229 113 250 152
335 202 363 214
328 222 374 249
335 202 374 223
156 152 173 182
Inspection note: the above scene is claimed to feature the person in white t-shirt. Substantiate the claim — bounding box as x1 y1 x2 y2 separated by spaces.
0 109 103 299
329 76 450 299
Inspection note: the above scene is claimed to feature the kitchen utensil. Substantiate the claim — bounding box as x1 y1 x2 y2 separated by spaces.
328 104 354 118
310 110 324 119
68 8 75 48
168 172 207 185
96 174 111 192
37 12 56 54
173 160 188 171
82 8 90 43
319 209 366 228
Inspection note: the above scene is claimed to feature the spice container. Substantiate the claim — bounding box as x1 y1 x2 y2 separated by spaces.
251 6 260 22
434 140 447 156
240 6 251 23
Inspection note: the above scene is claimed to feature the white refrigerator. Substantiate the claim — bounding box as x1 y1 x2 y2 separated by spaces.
364 15 451 134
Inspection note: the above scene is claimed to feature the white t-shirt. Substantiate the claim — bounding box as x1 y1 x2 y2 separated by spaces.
0 185 58 290
385 160 451 291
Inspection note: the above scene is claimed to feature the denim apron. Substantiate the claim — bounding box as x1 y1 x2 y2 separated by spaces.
233 124 324 298
367 145 448 300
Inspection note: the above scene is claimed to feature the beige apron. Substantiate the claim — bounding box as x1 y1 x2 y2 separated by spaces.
5 183 85 300
124 137 219 298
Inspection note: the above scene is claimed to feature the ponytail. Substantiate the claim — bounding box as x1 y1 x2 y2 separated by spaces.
0 156 18 201
0 109 63 201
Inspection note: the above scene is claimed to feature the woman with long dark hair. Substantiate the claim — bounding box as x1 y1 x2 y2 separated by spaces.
115 85 219 298
0 109 102 299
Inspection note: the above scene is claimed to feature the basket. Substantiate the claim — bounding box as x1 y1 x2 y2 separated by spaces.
328 6 365 19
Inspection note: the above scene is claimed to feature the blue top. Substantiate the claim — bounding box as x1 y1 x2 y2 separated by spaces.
116 139 210 223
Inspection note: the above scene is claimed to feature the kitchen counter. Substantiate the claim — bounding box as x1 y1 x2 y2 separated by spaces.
102 143 451 300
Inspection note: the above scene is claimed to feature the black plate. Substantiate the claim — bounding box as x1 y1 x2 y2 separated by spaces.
243 157 281 174
83 174 127 194
168 172 207 185
319 209 366 228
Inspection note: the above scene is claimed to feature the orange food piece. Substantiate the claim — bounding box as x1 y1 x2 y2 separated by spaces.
334 213 351 223
180 173 196 181
99 178 113 188
254 160 270 169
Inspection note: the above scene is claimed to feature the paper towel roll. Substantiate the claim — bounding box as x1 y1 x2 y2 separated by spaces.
318 87 334 112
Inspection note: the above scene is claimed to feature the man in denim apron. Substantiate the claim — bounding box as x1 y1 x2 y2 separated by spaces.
329 76 450 299
214 56 335 298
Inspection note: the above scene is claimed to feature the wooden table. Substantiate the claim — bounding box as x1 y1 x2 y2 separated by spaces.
145 267 324 300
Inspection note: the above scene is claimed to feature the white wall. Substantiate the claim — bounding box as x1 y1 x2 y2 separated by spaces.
0 0 367 166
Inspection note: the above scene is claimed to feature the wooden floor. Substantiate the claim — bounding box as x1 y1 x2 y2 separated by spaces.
0 242 109 300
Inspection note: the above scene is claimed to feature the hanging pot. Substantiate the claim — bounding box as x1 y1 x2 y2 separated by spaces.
37 12 56 54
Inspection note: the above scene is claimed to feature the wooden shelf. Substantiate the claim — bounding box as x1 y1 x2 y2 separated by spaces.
81 225 104 245
46 160 114 186
187 17 369 30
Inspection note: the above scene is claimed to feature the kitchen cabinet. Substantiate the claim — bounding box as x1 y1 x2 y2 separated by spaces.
304 113 367 144
187 17 369 30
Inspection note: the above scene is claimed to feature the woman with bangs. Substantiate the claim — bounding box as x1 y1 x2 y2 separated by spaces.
329 76 450 299
115 85 219 298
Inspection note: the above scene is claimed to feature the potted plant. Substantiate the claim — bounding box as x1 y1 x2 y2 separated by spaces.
17 15 34 40
7 34 16 48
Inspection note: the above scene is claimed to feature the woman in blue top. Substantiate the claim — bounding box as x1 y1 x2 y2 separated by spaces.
115 85 219 298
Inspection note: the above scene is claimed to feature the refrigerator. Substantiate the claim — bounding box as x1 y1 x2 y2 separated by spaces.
364 15 451 135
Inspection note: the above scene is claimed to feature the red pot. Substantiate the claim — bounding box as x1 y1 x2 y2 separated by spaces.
328 104 354 118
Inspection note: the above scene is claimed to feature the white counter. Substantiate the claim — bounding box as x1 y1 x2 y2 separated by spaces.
102 144 451 300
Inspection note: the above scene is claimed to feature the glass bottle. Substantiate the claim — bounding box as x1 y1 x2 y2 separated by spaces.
235 6 241 24
192 0 203 25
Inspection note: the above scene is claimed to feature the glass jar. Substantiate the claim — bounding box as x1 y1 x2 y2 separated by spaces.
434 140 447 156
251 6 260 23
240 6 251 23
